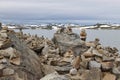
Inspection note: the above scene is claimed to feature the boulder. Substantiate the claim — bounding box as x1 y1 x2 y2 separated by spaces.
52 31 87 55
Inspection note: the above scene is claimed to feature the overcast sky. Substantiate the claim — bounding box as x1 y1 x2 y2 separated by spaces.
0 0 120 24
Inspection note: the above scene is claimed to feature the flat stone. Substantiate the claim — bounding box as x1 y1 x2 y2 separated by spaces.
103 73 116 80
0 33 8 38
0 64 5 69
92 49 103 57
101 62 114 71
0 58 8 64
55 66 72 74
81 68 101 80
62 57 73 63
115 58 120 62
42 64 56 75
89 61 101 69
3 68 14 76
112 67 120 75
10 57 21 65
103 56 114 62
40 72 71 80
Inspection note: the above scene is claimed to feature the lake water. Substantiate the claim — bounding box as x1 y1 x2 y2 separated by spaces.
15 29 120 51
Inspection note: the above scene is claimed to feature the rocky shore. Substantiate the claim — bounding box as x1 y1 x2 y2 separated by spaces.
0 27 120 80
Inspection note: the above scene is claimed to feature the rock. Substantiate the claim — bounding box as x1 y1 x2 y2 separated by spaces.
69 68 77 75
103 73 116 80
0 64 5 69
52 30 87 55
112 67 120 75
62 57 73 63
0 58 8 64
42 64 56 75
83 47 94 57
95 56 102 63
64 49 74 58
92 49 103 57
0 38 12 49
89 61 101 69
115 58 120 62
81 68 101 80
3 68 14 76
55 66 72 74
0 47 17 59
40 72 71 80
2 26 8 30
71 56 81 69
102 56 114 62
101 62 114 71
10 57 21 65
80 59 89 69
0 33 8 38
7 31 44 79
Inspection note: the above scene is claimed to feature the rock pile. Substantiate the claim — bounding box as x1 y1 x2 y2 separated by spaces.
0 27 44 80
40 28 120 80
15 31 59 56
0 27 119 80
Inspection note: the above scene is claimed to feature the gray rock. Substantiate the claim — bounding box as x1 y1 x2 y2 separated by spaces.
55 65 72 74
52 32 87 55
3 68 14 76
40 72 71 80
0 64 5 69
69 68 77 75
81 68 101 80
115 58 120 62
89 61 101 69
102 56 114 62
112 67 120 75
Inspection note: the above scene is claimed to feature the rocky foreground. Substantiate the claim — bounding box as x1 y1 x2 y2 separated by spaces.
0 27 120 80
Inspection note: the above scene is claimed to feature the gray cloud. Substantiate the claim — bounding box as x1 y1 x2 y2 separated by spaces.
0 0 120 24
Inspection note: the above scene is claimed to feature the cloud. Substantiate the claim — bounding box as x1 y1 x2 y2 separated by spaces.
0 0 120 24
